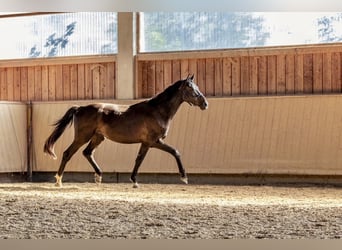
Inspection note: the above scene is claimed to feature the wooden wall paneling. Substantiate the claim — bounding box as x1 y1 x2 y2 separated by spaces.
294 54 304 94
249 57 258 95
205 58 215 96
323 53 332 93
285 54 295 94
70 64 78 100
20 67 28 101
147 61 156 97
303 54 313 94
231 57 240 95
14 67 21 101
197 59 206 95
267 56 276 94
55 65 63 101
155 60 164 95
77 64 85 100
48 65 56 101
240 56 250 95
331 52 341 92
34 66 42 101
257 56 267 95
276 55 286 95
222 57 232 96
99 64 107 99
137 61 144 98
214 58 223 96
313 53 323 94
27 66 35 101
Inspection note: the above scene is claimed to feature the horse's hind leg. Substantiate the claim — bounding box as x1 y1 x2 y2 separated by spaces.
130 144 149 188
55 139 88 187
82 133 105 184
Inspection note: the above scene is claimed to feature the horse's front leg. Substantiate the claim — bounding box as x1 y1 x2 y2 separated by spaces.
130 144 149 188
152 139 188 184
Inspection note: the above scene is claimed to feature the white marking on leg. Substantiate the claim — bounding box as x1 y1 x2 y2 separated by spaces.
55 174 63 187
94 173 102 185
180 177 188 184
132 182 139 188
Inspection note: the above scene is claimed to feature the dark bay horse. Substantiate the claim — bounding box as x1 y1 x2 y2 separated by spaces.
44 75 208 188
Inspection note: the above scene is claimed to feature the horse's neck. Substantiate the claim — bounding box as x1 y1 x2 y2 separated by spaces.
155 91 183 121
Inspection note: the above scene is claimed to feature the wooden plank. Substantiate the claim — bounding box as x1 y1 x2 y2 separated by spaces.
27 66 35 101
205 58 215 96
267 56 276 94
331 52 341 93
137 61 144 98
155 60 164 94
77 64 85 100
313 53 323 94
13 67 21 101
294 54 304 94
105 62 115 99
99 64 106 99
92 64 101 99
0 68 6 100
6 68 14 101
276 55 286 95
240 56 250 95
55 65 63 100
285 54 295 94
258 56 267 95
214 58 223 96
147 61 156 97
172 60 181 83
41 65 49 101
34 66 42 101
323 52 332 93
180 59 189 78
231 57 240 95
20 67 28 101
188 59 197 81
303 54 313 94
197 59 206 95
63 65 71 100
222 58 232 96
85 64 93 99
163 60 172 88
141 61 148 98
70 64 78 100
48 65 56 101
249 57 258 95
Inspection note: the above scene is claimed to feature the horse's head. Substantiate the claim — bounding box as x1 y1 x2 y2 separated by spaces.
181 74 208 110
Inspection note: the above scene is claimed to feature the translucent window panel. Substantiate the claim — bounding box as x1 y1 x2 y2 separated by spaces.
0 12 117 59
139 12 342 52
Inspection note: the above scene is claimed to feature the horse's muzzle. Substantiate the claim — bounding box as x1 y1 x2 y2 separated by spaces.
200 98 209 110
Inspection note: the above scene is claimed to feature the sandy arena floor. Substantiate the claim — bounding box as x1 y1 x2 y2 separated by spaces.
0 182 341 239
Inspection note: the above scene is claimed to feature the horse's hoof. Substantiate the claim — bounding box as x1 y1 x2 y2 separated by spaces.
55 182 62 187
54 174 63 187
94 173 102 184
180 177 188 184
132 182 139 188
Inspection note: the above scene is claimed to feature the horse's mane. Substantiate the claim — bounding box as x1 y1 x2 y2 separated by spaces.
147 80 184 106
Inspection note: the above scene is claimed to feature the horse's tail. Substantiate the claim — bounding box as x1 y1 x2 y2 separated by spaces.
43 106 79 159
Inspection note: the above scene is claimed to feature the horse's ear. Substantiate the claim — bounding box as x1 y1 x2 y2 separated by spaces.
186 74 194 81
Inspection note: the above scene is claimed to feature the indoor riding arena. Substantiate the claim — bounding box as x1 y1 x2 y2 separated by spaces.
0 12 342 239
